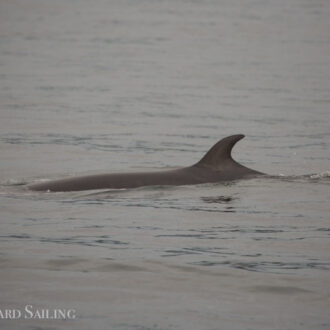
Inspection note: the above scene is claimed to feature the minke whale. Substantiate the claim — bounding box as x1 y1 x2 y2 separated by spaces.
28 134 264 192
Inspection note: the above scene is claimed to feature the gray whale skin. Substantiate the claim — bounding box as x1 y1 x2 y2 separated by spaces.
28 134 264 192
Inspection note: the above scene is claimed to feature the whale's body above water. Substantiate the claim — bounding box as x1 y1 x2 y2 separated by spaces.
28 134 264 192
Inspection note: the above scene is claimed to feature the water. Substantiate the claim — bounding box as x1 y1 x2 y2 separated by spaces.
1 0 330 329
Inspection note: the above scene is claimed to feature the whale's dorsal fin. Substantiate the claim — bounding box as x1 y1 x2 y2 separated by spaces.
194 134 245 169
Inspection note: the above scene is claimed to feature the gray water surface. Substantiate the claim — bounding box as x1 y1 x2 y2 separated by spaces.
1 0 330 329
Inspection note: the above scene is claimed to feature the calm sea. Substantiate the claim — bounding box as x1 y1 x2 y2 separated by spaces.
1 0 329 329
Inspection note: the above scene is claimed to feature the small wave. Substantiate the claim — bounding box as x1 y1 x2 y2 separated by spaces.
190 260 330 273
310 171 330 179
273 171 330 183
201 195 238 204
1 178 28 186
0 234 129 249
